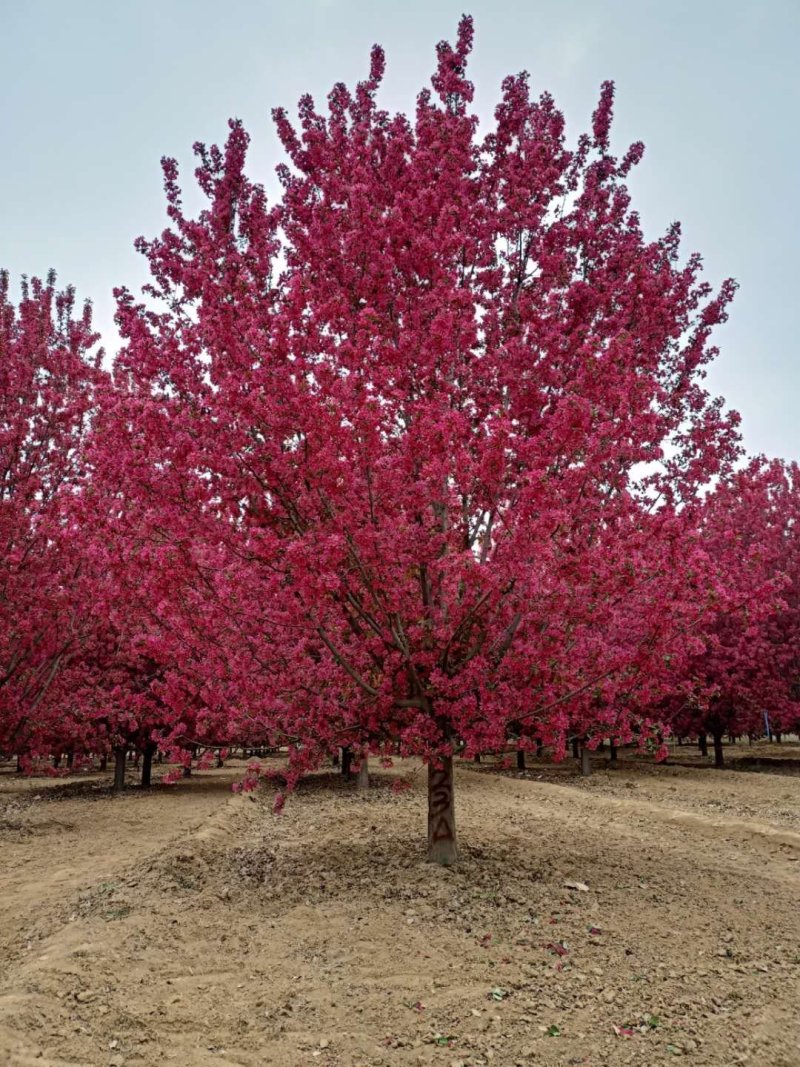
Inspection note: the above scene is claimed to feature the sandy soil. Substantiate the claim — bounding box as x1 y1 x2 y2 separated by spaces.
1 744 799 1067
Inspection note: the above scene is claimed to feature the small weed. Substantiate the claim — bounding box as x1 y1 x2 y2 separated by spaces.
103 904 132 921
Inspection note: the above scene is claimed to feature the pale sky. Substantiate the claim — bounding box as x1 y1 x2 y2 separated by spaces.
2 0 798 460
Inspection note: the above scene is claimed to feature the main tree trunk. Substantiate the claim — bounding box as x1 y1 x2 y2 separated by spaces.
580 744 592 777
712 730 724 769
427 758 457 866
341 746 353 779
356 755 369 791
141 743 156 788
113 746 126 791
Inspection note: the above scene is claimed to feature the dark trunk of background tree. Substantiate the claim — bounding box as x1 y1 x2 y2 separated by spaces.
580 744 592 777
100 754 108 771
712 730 724 769
608 742 618 769
341 746 353 779
66 752 74 769
516 749 526 771
183 741 198 775
141 743 156 788
536 739 544 758
427 758 457 866
473 753 481 763
332 750 340 768
571 737 579 760
775 731 782 744
113 747 126 791
698 733 708 757
677 736 683 746
16 755 22 773
53 753 61 769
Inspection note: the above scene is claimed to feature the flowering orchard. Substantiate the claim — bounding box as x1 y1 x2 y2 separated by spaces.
2 19 798 863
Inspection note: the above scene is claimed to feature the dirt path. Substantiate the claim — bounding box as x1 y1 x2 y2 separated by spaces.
0 766 245 964
1 756 799 1066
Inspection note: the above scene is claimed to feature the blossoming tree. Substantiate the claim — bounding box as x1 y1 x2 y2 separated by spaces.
0 270 102 755
666 460 800 765
104 18 743 862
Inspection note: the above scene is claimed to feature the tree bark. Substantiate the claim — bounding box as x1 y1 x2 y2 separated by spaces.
775 731 783 744
473 753 481 764
99 754 107 771
341 746 353 780
580 744 592 777
571 737 579 760
536 739 544 758
608 741 618 769
698 733 708 757
183 741 198 776
427 758 457 866
141 743 156 788
356 755 369 792
516 749 526 771
712 730 724 769
113 746 126 791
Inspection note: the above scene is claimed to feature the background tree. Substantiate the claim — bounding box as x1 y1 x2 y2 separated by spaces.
664 461 800 766
0 270 102 756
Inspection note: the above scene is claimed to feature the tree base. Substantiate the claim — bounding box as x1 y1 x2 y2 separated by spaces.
580 746 592 777
112 747 126 791
356 756 369 791
141 743 156 788
427 758 457 866
341 746 353 779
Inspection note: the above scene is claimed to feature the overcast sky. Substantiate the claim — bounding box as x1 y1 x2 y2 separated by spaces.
2 0 798 460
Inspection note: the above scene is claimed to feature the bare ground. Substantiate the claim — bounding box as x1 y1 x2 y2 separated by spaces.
1 744 799 1067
